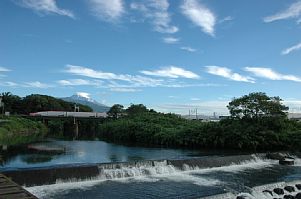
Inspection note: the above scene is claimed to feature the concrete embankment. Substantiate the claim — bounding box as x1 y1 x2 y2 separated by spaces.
1 154 266 187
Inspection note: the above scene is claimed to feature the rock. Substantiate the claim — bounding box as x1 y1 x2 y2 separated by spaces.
295 193 301 199
273 188 284 195
284 186 295 192
236 196 246 199
279 158 294 165
296 184 301 190
284 195 295 199
266 152 287 160
263 190 273 196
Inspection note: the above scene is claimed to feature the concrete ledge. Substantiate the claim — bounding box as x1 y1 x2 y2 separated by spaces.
3 165 99 187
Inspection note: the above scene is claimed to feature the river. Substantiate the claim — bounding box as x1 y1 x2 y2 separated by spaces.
0 140 300 199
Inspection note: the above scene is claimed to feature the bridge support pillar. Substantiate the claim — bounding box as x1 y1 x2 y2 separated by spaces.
42 118 48 127
74 118 79 139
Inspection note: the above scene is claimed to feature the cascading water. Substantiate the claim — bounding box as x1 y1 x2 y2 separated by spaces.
97 160 178 180
24 154 298 199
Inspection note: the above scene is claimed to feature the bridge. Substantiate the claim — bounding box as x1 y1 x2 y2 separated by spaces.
27 111 108 139
0 173 37 199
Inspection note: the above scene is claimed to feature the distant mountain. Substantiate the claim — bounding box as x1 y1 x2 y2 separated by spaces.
61 93 110 112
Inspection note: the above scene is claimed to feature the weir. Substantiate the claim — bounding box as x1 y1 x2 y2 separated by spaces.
2 154 266 187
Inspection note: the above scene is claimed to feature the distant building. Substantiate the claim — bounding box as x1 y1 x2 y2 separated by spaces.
288 113 301 121
219 115 230 120
181 115 222 122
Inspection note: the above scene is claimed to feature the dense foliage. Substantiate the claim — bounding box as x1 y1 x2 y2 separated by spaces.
0 92 92 114
98 93 301 151
0 116 47 146
228 92 288 119
98 112 301 150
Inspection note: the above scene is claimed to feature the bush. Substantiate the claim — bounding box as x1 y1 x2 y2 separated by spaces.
0 116 47 146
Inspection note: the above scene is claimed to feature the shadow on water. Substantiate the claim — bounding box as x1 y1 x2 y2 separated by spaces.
21 154 54 164
0 141 66 168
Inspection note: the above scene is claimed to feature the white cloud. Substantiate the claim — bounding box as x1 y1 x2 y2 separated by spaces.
110 88 141 92
181 0 216 36
24 81 53 88
163 83 224 88
190 97 200 101
131 0 179 34
64 65 223 90
180 46 197 52
245 67 301 82
88 0 124 22
141 66 200 79
107 81 222 89
219 16 234 23
0 81 18 87
57 79 102 86
264 1 301 23
17 0 75 18
162 36 180 44
65 65 163 87
0 67 10 72
205 66 255 83
281 42 301 55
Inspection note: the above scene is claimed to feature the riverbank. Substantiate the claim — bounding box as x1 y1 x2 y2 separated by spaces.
0 116 47 147
97 112 301 151
1 139 300 199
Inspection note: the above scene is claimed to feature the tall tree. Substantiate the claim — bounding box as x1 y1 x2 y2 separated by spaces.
227 92 288 119
126 104 148 116
107 104 124 119
0 92 22 114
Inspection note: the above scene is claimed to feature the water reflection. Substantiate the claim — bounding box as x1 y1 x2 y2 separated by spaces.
0 140 209 170
21 154 54 164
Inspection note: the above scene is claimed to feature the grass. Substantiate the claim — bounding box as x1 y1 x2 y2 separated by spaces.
0 116 47 146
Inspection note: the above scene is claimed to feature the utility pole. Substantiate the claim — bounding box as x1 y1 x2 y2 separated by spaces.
74 104 79 112
73 104 79 139
0 97 4 115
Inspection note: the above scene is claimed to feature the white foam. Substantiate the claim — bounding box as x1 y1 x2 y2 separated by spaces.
25 156 279 199
182 155 277 174
199 180 301 199
238 180 301 199
294 157 301 166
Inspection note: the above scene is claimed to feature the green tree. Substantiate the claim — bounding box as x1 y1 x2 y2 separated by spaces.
21 94 92 114
0 92 22 114
227 92 288 119
126 104 148 116
107 104 124 119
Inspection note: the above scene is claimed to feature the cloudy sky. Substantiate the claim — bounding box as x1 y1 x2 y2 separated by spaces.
1 0 301 115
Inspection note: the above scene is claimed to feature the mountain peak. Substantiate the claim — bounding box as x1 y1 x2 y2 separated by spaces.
72 92 93 102
62 93 110 112
76 92 90 99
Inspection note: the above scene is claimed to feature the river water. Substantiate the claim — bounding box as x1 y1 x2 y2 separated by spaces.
1 140 301 199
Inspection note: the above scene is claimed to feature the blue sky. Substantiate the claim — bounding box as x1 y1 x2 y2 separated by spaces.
1 0 301 115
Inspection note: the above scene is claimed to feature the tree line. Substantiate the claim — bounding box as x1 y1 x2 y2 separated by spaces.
0 92 92 114
99 92 301 151
1 91 300 151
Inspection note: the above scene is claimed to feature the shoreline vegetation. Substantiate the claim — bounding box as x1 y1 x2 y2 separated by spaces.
0 116 47 147
0 92 300 152
98 92 301 151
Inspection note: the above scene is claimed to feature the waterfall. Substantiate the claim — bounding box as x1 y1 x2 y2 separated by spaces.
97 160 178 180
4 154 274 186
